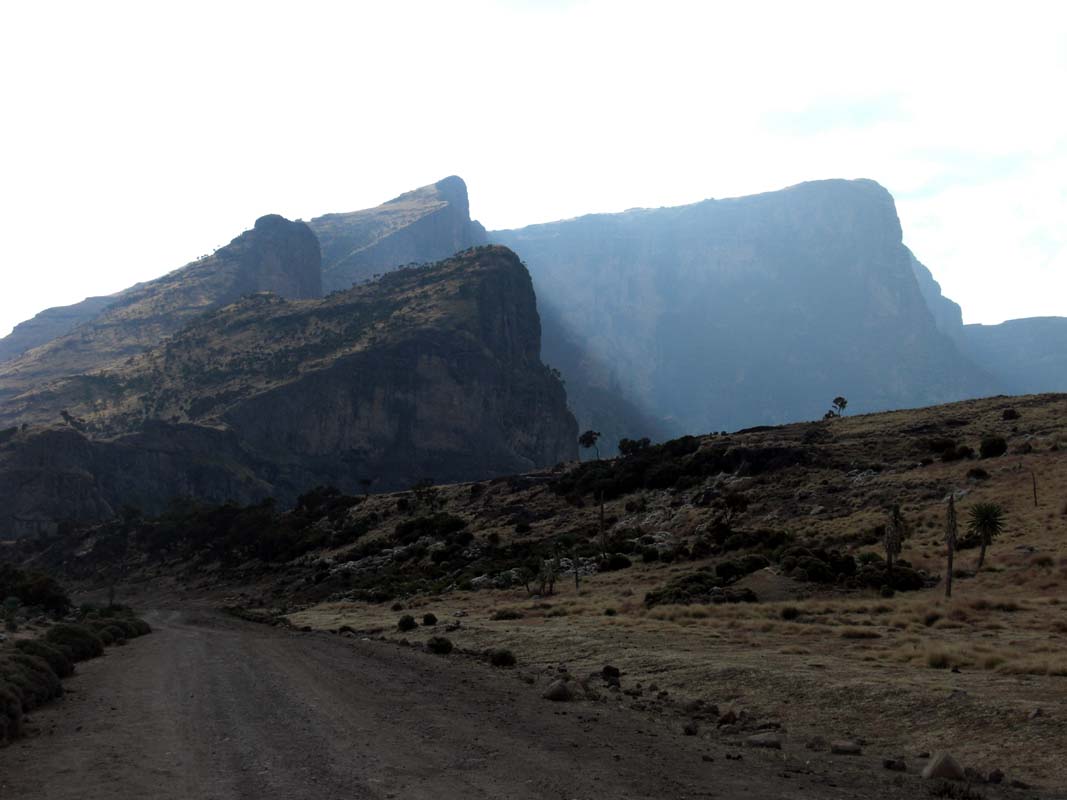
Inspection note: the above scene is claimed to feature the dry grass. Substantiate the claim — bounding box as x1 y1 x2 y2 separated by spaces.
285 393 1067 786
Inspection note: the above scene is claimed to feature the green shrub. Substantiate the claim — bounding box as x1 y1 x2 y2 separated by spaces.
44 623 105 661
489 648 516 667
397 614 417 632
491 609 523 621
780 606 801 621
422 613 438 626
641 547 660 563
14 639 74 678
979 436 1008 459
426 636 453 655
0 653 61 712
103 624 128 645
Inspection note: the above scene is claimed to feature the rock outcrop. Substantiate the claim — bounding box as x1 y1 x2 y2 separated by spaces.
310 176 488 292
0 215 322 419
0 246 576 536
493 179 999 438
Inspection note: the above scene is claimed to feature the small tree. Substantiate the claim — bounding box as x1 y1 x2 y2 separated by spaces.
883 504 907 580
968 502 1005 570
618 437 650 457
944 495 958 598
833 396 848 416
578 430 602 460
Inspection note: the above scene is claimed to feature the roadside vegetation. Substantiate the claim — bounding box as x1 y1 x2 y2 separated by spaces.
0 565 152 746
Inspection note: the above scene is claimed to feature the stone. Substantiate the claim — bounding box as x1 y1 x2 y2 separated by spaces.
718 709 738 726
543 680 574 702
745 732 782 749
830 740 862 755
921 752 966 781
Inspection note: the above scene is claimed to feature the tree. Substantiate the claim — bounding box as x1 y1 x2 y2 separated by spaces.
883 504 907 580
578 430 601 460
618 437 650 457
833 397 848 416
944 495 958 598
968 502 1005 570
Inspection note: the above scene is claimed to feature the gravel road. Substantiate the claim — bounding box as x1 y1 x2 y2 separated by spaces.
0 610 1001 799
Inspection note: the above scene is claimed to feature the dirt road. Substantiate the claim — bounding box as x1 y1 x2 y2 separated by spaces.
0 611 1023 799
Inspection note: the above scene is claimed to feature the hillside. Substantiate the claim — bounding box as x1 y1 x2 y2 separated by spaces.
0 247 576 537
0 215 322 418
20 392 1067 788
310 176 488 292
493 179 1003 442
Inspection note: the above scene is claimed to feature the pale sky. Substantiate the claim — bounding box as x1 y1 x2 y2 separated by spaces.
1 1 1065 338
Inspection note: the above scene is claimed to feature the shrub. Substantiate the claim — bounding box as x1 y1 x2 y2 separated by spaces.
642 547 660 563
1002 408 1020 421
44 624 104 661
979 436 1008 459
394 513 467 545
491 609 524 621
489 648 516 667
966 467 990 481
397 614 417 632
422 613 438 626
0 653 62 712
604 607 617 616
14 639 74 678
600 553 632 571
780 606 801 621
102 624 128 645
426 636 453 655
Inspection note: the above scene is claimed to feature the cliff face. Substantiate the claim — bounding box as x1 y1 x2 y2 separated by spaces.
310 176 488 291
494 179 999 437
905 255 1067 394
0 247 576 536
0 215 322 421
961 318 1067 394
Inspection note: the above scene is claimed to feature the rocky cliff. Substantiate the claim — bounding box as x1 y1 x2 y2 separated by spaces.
309 176 488 292
905 258 1067 394
0 215 322 419
494 179 1000 438
0 246 576 537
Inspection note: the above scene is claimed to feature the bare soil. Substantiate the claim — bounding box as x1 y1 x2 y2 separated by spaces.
0 608 1026 800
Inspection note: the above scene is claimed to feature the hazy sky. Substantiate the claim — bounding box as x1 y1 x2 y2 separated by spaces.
1 1 1064 337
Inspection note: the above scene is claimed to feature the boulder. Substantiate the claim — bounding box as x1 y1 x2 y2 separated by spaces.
543 679 573 702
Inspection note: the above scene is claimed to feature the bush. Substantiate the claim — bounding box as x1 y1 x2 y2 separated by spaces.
394 513 467 545
979 436 1007 459
422 613 438 626
426 636 453 655
966 467 990 481
600 553 632 571
491 609 524 621
489 648 516 667
14 639 74 678
397 615 417 632
780 606 801 621
641 547 660 563
0 653 62 713
44 624 104 661
1002 408 1020 421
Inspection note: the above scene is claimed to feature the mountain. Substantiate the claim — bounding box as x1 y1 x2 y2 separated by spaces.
0 295 115 366
0 215 322 412
309 176 488 292
904 260 1067 393
0 246 576 538
493 179 999 439
961 317 1067 394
